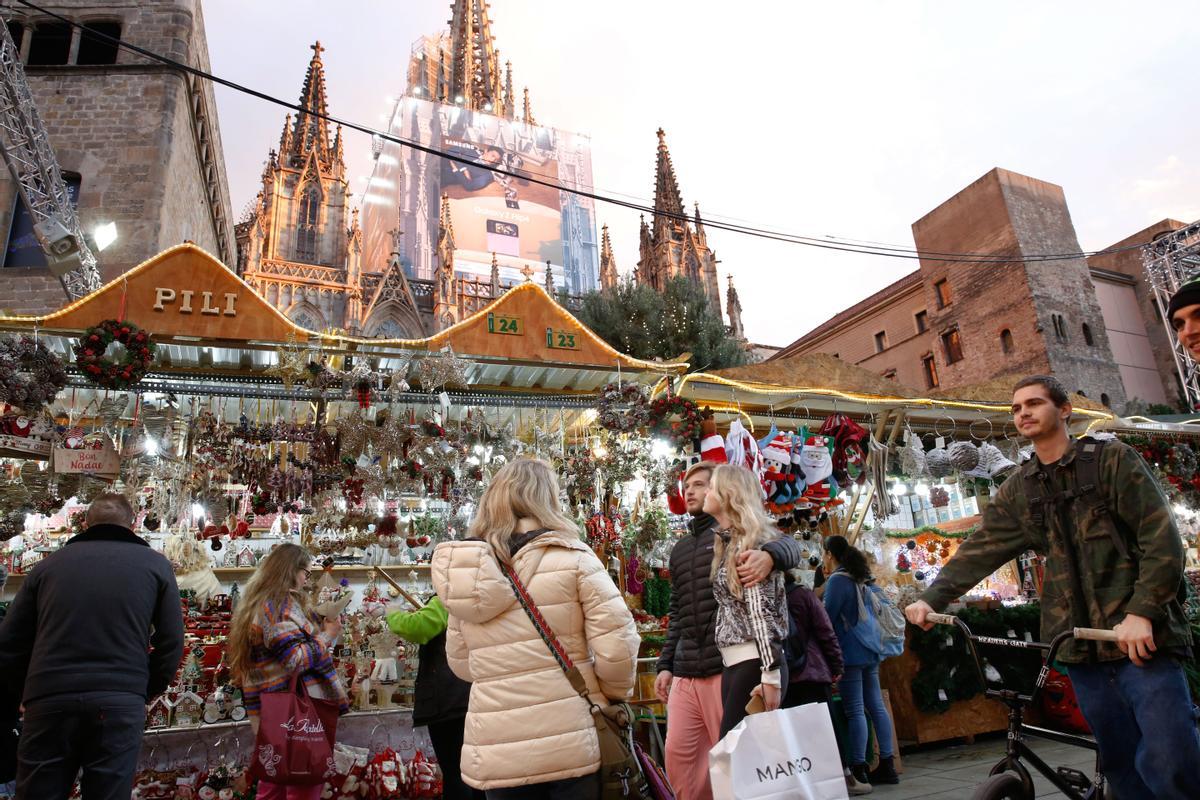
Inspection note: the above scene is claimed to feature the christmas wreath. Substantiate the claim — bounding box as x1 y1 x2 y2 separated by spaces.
0 336 68 409
596 382 651 434
73 319 156 390
649 395 712 449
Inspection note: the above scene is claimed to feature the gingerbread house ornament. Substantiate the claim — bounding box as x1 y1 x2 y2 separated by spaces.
173 690 204 727
145 694 172 729
235 544 257 567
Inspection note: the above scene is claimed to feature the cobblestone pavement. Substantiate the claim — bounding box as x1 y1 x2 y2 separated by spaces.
868 734 1099 799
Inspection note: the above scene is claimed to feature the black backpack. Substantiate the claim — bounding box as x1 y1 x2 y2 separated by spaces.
783 583 808 676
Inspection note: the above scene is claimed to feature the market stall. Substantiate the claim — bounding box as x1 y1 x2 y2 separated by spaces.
0 244 688 797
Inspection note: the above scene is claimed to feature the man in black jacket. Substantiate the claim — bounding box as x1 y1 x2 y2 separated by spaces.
0 494 184 799
654 462 802 800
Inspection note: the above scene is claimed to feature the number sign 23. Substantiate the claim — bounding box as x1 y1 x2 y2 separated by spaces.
546 328 579 350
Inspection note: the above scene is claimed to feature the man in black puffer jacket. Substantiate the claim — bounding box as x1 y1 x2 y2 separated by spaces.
654 462 802 800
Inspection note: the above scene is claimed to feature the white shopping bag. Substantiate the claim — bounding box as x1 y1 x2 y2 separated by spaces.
708 703 849 800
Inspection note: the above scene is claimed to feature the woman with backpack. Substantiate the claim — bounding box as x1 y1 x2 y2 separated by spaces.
823 535 899 789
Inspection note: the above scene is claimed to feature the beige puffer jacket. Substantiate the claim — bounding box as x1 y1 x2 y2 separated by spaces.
430 531 639 790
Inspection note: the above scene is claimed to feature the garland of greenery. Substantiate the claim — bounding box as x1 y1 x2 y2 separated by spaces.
642 576 671 618
908 604 1043 713
885 524 978 540
596 382 651 434
73 319 156 390
649 395 712 449
0 336 68 410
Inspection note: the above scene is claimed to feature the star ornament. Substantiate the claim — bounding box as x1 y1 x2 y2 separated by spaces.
264 334 309 389
415 346 468 391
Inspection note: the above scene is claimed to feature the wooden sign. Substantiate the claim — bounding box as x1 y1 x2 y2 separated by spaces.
545 328 580 350
53 443 119 478
486 312 523 336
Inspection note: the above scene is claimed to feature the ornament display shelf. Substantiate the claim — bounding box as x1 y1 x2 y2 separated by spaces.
211 564 432 578
140 706 434 768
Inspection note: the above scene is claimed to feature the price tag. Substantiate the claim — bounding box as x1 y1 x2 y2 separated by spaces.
903 430 911 444
944 635 954 648
438 391 451 416
937 689 948 702
486 313 522 336
545 328 580 350
1007 628 1017 638
1024 631 1033 643
935 436 946 449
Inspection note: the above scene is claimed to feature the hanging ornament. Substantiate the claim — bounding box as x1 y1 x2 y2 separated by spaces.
263 333 309 389
0 336 68 410
414 346 468 391
384 352 415 400
345 361 379 408
73 320 156 390
947 441 980 473
338 409 374 460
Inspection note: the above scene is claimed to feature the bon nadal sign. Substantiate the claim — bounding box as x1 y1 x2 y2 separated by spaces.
53 439 120 479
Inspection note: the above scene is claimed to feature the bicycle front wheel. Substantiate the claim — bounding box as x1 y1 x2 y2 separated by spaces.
971 772 1031 800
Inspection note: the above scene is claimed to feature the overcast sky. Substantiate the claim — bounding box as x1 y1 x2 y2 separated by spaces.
204 0 1199 348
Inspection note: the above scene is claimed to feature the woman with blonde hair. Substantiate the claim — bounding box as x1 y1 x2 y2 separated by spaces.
703 464 790 737
227 543 349 800
430 458 639 799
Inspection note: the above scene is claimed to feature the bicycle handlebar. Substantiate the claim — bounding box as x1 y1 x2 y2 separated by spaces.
924 612 1120 643
1072 627 1119 642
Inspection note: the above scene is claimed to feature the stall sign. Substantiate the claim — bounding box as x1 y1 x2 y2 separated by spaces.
53 443 119 477
486 313 523 336
545 328 580 350
152 287 239 316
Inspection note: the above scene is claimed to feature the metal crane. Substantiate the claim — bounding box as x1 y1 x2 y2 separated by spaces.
0 18 101 300
1143 220 1200 410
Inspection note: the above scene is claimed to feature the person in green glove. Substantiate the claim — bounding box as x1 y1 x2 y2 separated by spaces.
385 594 483 800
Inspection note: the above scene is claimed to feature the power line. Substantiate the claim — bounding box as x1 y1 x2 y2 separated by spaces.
8 0 1159 266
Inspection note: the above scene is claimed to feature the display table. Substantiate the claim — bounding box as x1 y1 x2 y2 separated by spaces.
879 634 1008 745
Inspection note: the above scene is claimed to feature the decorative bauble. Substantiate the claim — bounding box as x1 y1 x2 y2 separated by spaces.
914 571 926 581
926 446 952 478
0 336 68 409
210 537 222 552
906 540 917 550
930 486 951 508
808 555 820 567
802 530 812 540
947 441 980 472
143 514 160 532
73 319 156 390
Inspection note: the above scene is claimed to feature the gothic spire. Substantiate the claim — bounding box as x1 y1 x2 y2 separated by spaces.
599 224 618 290
522 87 535 126
490 252 500 296
448 0 505 113
652 128 685 220
332 124 345 170
544 260 555 294
279 114 293 154
437 192 455 256
726 274 744 340
504 61 514 119
290 42 332 164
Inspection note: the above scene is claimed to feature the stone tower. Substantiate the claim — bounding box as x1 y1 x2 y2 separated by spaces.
0 0 234 312
911 168 1127 406
727 274 744 340
237 42 363 332
635 129 722 313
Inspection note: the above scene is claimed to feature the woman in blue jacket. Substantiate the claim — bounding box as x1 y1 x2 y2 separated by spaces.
822 535 898 789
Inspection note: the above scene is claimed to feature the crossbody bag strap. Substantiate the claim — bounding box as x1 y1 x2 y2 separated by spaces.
499 560 597 706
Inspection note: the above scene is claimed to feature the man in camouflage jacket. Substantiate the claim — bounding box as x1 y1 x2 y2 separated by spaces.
907 375 1199 800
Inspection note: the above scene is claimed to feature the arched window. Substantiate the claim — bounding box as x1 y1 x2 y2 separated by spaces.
1051 314 1068 342
373 318 406 339
1101 392 1111 407
1000 328 1014 354
295 182 321 263
1082 323 1095 346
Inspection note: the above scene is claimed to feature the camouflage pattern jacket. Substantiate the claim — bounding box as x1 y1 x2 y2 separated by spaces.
922 437 1191 663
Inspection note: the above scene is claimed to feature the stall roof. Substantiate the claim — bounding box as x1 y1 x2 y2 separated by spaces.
929 375 1109 413
712 353 923 398
0 244 682 395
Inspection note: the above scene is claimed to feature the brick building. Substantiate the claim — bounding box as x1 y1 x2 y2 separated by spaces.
773 168 1178 411
0 0 234 313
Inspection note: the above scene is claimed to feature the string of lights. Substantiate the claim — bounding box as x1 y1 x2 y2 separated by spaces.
9 0 1156 267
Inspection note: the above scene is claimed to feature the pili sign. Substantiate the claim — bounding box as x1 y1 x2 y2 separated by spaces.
152 287 239 316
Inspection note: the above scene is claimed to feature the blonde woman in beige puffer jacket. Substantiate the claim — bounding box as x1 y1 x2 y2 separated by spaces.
430 458 639 799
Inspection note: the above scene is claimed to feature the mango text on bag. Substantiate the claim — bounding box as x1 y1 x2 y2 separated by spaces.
756 757 814 783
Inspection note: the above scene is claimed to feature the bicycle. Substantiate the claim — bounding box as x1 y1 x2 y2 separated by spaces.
925 611 1117 800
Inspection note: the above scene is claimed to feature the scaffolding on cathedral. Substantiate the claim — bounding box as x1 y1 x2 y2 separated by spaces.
1144 220 1200 410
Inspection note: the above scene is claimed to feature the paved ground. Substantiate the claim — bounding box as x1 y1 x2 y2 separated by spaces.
869 734 1099 799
